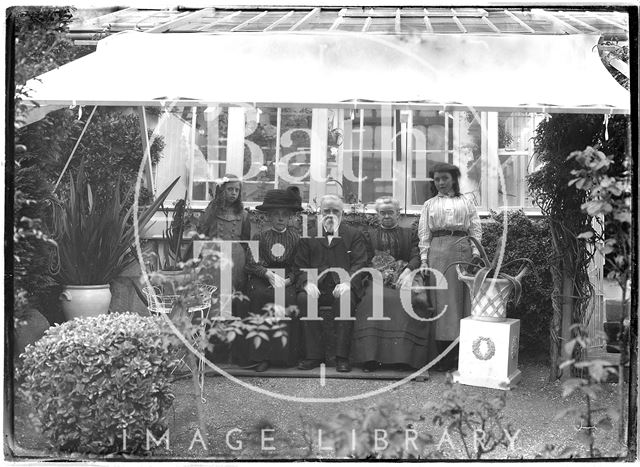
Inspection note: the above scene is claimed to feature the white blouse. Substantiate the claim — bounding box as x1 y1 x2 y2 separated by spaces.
417 193 482 262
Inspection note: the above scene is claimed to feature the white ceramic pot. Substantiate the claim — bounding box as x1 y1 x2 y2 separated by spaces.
60 284 111 321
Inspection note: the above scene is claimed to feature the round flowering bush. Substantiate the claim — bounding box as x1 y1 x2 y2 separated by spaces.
17 312 181 454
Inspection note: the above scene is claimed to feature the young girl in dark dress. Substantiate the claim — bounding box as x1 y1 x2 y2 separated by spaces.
197 174 252 364
197 174 251 292
244 186 303 372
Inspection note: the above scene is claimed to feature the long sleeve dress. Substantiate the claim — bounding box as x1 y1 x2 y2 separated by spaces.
244 227 302 366
417 193 482 341
352 226 436 369
197 206 251 292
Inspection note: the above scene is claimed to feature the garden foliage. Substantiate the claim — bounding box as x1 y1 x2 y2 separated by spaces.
17 312 181 454
481 210 554 356
13 7 165 315
556 325 619 458
426 377 518 459
527 114 629 377
49 165 179 285
309 401 436 459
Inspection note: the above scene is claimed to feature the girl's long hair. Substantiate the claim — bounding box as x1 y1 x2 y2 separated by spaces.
197 176 244 236
210 179 244 215
429 162 462 197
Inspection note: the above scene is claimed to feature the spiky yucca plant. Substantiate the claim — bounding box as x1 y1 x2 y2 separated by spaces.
445 236 533 306
50 165 179 285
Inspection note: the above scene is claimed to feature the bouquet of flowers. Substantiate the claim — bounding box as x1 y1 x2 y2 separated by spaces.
371 250 408 289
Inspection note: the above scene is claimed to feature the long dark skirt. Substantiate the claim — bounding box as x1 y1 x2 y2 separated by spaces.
427 235 472 341
352 275 436 369
242 276 302 366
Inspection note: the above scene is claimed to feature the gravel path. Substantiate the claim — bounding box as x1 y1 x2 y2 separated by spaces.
10 360 628 460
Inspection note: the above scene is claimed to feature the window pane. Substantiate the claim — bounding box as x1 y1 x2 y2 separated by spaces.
192 106 228 201
341 110 361 204
243 107 277 202
457 112 483 207
152 106 191 201
409 110 449 206
341 108 394 205
499 113 533 151
499 153 528 207
497 112 544 208
278 108 312 202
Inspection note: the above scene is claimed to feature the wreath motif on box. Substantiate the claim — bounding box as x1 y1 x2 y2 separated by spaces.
472 336 496 361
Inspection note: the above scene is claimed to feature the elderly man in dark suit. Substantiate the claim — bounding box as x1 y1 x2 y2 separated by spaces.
295 194 368 372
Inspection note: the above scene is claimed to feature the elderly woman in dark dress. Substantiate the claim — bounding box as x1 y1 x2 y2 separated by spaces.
353 196 436 372
244 186 303 372
418 162 482 371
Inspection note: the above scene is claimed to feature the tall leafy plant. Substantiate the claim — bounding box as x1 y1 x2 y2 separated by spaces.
50 166 179 285
567 144 632 443
445 236 532 307
482 210 554 356
160 194 196 270
527 114 605 380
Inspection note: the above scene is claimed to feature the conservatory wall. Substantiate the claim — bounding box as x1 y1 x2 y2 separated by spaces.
144 104 545 236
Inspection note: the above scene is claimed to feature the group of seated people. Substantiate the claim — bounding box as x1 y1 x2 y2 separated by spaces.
197 163 481 374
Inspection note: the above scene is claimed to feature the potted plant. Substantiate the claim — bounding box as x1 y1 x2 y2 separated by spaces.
446 237 533 322
157 193 200 294
49 164 179 320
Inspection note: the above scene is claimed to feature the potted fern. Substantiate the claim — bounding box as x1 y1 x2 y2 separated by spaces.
446 237 533 322
50 164 179 320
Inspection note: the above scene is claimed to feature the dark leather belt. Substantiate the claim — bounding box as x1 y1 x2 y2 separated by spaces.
432 230 468 238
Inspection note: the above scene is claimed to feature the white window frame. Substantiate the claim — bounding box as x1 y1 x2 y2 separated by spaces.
152 106 543 216
493 111 544 214
333 106 403 211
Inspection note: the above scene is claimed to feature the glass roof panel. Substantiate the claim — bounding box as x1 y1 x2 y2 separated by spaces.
367 17 396 33
459 17 495 33
71 7 631 38
334 17 367 31
210 11 265 32
485 12 530 33
344 7 395 17
267 11 309 31
302 11 340 31
430 17 461 33
233 11 283 31
170 10 240 32
401 17 427 33
513 12 559 33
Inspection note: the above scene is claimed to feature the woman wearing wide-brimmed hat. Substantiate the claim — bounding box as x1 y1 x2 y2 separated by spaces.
244 186 304 372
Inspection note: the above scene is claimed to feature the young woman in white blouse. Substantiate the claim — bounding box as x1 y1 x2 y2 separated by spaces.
417 162 482 371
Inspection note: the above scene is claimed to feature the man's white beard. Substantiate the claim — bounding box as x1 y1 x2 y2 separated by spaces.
322 214 341 234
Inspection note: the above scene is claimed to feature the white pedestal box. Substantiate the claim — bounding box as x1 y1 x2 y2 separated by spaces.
452 317 521 390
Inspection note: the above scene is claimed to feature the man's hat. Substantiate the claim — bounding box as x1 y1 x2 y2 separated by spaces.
255 186 303 212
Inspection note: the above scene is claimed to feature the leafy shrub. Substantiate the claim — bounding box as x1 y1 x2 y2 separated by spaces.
309 401 436 459
17 312 181 454
481 210 554 357
426 377 518 459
